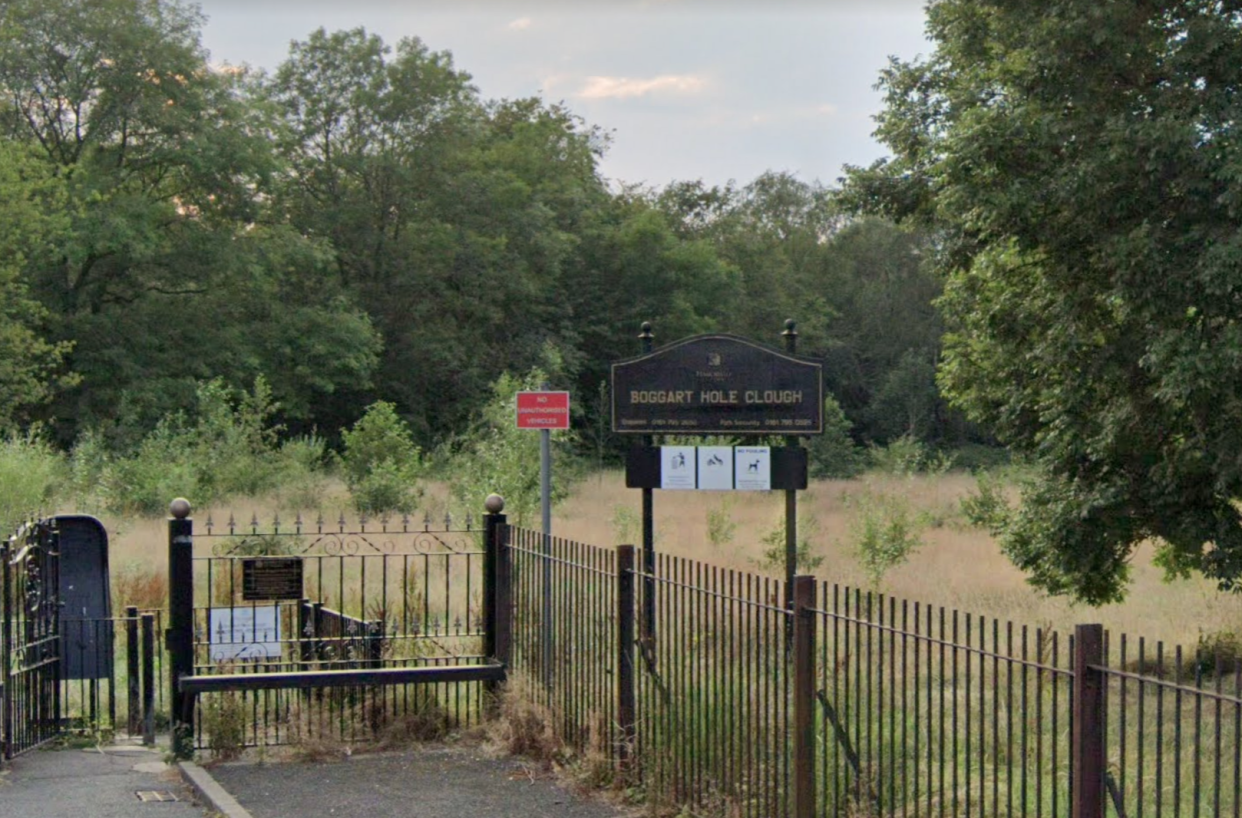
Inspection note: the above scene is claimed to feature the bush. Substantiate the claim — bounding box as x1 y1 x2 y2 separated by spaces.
960 471 1012 534
0 431 64 534
71 377 313 515
757 512 823 573
868 433 953 476
847 488 924 590
337 402 424 514
807 395 865 479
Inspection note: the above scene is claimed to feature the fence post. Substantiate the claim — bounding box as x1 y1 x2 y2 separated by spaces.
792 575 817 818
141 613 155 746
126 606 140 735
483 495 510 711
167 498 195 759
1072 623 1105 818
616 544 637 776
2 536 11 760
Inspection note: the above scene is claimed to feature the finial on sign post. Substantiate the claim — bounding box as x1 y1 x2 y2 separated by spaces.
783 319 797 353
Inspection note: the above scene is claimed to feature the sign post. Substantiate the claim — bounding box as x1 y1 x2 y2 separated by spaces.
515 389 570 691
611 322 823 649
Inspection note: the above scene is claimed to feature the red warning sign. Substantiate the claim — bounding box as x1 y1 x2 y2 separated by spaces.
516 391 571 430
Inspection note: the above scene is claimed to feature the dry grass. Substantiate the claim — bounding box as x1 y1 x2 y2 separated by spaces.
77 468 1237 652
559 470 1236 649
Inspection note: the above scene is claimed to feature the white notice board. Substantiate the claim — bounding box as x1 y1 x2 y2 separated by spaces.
660 446 697 489
697 447 735 490
734 446 772 491
208 605 281 662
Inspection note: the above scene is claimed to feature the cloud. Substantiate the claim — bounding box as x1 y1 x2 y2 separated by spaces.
578 74 705 100
507 17 532 30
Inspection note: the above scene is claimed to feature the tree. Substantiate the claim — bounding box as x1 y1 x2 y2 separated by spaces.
0 1 380 442
843 0 1242 602
0 141 73 429
266 29 612 443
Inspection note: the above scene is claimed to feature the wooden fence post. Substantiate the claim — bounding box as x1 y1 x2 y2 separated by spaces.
792 575 817 818
1072 623 1105 818
617 544 637 776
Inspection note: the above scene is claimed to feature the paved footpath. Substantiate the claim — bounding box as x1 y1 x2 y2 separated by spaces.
0 739 207 818
207 745 630 818
1 739 629 818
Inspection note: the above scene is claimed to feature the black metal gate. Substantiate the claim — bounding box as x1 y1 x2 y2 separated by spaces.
169 505 507 756
2 519 61 760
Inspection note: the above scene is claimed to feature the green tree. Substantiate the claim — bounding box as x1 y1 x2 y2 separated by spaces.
0 141 73 429
844 0 1242 602
0 0 380 442
266 29 611 442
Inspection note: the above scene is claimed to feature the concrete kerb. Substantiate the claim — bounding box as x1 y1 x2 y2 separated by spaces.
177 761 256 818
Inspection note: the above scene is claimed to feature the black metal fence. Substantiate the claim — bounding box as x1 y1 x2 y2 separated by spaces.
2 519 60 760
61 609 163 744
498 520 1242 818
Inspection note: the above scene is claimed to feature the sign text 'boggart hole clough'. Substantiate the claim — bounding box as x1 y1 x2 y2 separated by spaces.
611 334 823 436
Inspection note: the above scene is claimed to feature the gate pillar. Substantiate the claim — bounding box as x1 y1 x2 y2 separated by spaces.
167 498 195 759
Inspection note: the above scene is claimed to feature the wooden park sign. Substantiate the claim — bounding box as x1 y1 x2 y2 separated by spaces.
611 334 823 436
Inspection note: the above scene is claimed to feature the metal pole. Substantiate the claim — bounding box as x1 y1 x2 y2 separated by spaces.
2 536 11 760
617 544 637 777
541 383 553 691
639 322 656 647
126 606 139 735
783 319 800 616
167 498 194 759
141 613 155 746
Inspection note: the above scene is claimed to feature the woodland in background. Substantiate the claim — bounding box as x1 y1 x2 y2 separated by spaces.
0 0 978 464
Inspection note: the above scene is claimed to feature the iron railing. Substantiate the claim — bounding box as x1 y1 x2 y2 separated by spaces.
508 528 617 762
1099 634 1242 817
499 523 1242 818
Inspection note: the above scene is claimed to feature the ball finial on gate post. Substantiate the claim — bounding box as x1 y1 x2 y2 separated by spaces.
169 497 191 519
484 494 505 515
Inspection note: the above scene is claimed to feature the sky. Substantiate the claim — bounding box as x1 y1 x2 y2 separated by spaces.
195 1 932 191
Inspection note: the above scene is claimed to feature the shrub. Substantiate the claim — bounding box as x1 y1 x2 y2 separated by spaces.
0 430 64 534
73 377 314 515
868 433 953 477
706 497 737 548
337 402 424 514
960 471 1012 534
758 512 823 573
847 488 924 590
807 395 865 479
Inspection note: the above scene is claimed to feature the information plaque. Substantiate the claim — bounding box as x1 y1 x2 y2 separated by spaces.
242 558 303 601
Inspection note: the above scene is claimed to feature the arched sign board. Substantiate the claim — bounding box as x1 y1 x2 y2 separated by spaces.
611 334 824 436
55 514 114 680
